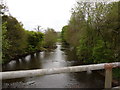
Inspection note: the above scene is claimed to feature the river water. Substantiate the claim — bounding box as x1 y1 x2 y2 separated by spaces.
2 44 104 89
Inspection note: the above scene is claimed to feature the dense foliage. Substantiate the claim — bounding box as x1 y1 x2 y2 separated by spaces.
1 4 57 64
25 31 44 53
1 15 58 63
44 28 57 48
61 1 120 79
2 15 28 61
61 1 120 64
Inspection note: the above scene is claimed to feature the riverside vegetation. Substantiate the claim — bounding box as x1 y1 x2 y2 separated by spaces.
1 0 120 82
61 1 120 79
1 3 57 64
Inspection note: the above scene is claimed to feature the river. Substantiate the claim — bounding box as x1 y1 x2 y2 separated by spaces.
2 43 104 89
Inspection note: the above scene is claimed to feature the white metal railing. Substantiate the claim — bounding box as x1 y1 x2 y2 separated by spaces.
1 62 120 88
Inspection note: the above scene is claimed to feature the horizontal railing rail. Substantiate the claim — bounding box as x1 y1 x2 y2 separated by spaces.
1 62 120 88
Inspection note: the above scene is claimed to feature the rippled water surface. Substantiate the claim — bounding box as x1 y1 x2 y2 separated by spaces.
2 44 104 88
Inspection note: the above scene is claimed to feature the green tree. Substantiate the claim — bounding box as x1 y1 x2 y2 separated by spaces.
26 31 44 53
61 1 120 63
2 22 10 63
2 15 27 60
44 28 57 48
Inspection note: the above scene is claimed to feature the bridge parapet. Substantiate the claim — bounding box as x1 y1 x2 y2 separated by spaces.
1 62 120 89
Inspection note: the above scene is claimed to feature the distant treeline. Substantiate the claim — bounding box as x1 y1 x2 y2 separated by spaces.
1 4 57 64
61 1 120 64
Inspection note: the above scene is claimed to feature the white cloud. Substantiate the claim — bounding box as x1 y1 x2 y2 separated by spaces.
6 0 76 31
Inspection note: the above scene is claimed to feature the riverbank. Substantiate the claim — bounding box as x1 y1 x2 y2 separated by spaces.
2 43 119 88
2 45 58 65
2 50 41 66
2 47 46 65
2 44 105 88
61 43 120 87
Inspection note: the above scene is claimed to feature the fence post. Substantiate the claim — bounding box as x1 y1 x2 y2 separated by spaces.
104 64 113 88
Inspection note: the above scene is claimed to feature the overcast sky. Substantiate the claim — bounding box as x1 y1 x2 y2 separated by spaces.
6 0 77 31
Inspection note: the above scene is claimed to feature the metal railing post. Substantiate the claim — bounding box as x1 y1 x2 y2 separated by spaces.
104 64 113 88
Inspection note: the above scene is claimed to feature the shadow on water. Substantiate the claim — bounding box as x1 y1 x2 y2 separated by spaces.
2 43 104 89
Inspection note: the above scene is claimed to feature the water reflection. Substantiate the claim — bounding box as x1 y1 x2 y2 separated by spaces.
2 44 104 88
